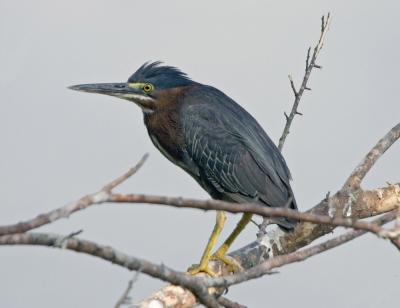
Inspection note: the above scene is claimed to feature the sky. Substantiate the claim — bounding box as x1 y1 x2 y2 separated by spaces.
0 1 399 307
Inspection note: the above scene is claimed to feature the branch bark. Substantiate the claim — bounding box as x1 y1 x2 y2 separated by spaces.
204 210 398 288
0 210 396 308
0 232 220 308
343 122 400 191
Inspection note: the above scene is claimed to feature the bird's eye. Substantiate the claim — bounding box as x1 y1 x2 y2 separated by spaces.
143 83 154 93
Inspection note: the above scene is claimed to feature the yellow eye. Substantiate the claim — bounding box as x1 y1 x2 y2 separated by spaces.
143 83 154 93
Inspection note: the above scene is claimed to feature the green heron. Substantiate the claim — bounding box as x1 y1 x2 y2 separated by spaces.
69 62 297 276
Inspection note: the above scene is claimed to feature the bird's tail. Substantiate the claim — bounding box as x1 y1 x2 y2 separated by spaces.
274 217 298 231
269 193 298 231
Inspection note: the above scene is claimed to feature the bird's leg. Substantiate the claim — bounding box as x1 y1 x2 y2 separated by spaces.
212 213 253 272
187 211 226 277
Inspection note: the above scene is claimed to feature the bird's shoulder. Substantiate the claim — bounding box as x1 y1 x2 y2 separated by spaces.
180 84 293 189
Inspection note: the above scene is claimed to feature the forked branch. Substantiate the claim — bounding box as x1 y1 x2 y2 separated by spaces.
278 13 331 150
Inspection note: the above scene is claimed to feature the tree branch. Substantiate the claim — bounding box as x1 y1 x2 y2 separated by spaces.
2 176 398 241
0 154 148 236
105 186 399 235
343 122 400 191
0 209 395 308
204 210 397 288
217 296 247 308
115 270 141 308
0 232 221 308
278 13 331 150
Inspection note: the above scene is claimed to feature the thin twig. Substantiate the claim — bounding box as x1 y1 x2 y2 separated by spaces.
390 237 400 250
54 229 83 249
288 75 297 96
278 13 331 150
377 207 400 250
115 270 141 308
103 154 149 192
391 209 400 249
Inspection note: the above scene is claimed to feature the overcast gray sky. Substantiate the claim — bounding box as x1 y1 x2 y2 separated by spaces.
1 1 399 307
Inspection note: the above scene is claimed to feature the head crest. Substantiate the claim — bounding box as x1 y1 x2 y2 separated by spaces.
128 61 193 89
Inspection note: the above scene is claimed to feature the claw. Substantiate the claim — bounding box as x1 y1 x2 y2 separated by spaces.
211 252 243 273
187 263 216 277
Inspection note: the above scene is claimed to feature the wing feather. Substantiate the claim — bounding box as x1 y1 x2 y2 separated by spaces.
181 89 296 213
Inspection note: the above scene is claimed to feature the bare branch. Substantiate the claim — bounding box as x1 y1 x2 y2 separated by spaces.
103 153 149 192
1 208 395 308
105 186 399 234
391 210 400 249
305 47 311 72
218 296 247 308
0 154 148 236
278 13 331 150
343 123 400 191
3 160 398 242
115 270 141 308
0 232 221 308
0 232 178 278
136 285 197 308
54 229 83 249
3 211 394 307
377 207 400 250
204 210 397 288
134 183 399 307
288 75 297 96
390 237 400 251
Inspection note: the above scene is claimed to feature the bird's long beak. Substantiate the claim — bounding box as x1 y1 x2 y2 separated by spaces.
69 83 143 99
68 82 137 97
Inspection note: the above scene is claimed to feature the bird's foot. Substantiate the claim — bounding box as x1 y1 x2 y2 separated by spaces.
187 262 217 277
211 252 243 273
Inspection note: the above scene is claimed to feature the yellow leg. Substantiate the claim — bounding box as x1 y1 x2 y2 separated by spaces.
212 213 253 271
187 211 226 276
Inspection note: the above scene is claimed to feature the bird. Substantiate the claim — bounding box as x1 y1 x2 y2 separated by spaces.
69 61 298 276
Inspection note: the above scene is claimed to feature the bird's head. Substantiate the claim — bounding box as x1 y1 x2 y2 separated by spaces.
69 61 194 113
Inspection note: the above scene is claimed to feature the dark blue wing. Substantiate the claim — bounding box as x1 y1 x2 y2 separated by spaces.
181 86 297 218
